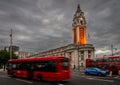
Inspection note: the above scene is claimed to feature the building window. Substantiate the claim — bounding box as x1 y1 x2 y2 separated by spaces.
81 51 84 54
68 52 72 57
88 55 91 59
81 55 84 60
81 63 83 67
88 51 91 54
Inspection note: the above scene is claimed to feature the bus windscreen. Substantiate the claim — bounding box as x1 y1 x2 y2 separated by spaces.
61 58 69 69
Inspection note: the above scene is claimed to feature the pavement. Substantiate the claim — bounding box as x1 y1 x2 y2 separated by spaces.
0 69 7 74
72 70 120 79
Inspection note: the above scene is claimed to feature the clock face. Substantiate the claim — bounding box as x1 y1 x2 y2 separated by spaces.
80 17 83 21
79 17 85 25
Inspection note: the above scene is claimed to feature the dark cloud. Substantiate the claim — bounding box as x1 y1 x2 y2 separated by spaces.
0 0 120 56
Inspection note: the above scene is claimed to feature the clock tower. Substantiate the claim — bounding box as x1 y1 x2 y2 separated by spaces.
72 4 86 45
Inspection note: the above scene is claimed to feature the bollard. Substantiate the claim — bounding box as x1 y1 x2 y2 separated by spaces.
118 70 120 75
109 71 112 77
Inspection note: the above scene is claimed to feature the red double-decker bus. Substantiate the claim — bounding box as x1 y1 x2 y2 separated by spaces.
86 56 120 74
7 56 70 81
85 58 96 68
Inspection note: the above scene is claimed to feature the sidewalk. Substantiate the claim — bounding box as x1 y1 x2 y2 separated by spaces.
0 69 7 74
72 70 120 79
72 69 84 73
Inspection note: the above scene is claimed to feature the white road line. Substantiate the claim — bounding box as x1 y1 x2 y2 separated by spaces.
114 76 119 78
75 74 114 82
15 78 33 84
86 77 94 79
86 77 114 82
81 76 85 77
58 84 63 85
81 73 84 74
0 76 11 79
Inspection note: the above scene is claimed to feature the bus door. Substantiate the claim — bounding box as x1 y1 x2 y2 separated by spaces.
7 62 14 75
17 62 34 79
27 63 34 79
15 63 28 78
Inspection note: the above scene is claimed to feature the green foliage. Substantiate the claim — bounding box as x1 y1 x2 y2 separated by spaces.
0 50 18 64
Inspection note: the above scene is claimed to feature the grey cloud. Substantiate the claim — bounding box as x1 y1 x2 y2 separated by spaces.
0 0 120 56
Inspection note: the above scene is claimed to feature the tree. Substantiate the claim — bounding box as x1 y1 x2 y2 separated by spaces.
0 50 18 71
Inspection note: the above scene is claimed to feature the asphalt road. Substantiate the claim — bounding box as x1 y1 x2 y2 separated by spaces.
0 72 120 85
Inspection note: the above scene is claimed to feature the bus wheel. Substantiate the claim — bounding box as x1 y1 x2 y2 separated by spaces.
37 75 42 81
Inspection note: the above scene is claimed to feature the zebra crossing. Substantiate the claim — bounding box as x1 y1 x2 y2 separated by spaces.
72 71 120 80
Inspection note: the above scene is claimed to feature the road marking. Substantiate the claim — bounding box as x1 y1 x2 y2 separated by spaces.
15 78 33 84
58 84 63 85
114 76 119 78
73 73 119 81
0 75 11 79
81 75 85 77
81 73 84 74
86 77 114 82
86 77 94 79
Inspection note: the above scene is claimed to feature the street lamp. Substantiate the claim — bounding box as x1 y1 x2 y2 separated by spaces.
111 44 117 56
10 29 13 60
77 45 80 70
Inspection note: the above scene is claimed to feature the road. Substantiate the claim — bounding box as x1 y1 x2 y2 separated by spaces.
0 71 120 85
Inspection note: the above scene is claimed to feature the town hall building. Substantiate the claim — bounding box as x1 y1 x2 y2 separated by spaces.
28 4 95 70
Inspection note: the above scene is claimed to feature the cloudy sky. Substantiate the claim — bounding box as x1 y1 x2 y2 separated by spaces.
0 0 120 56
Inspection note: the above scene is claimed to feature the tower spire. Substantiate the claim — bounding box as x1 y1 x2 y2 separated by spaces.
73 4 86 26
72 4 87 45
76 4 81 12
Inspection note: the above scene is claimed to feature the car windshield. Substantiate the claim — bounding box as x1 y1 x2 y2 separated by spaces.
87 67 101 71
95 68 101 71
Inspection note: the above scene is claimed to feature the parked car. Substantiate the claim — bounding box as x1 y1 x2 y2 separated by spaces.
84 67 108 76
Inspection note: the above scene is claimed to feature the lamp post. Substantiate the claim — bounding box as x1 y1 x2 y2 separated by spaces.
77 45 80 70
111 44 113 56
10 29 13 60
111 44 117 56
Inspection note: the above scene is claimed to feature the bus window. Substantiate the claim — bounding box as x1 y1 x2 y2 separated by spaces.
102 58 108 62
116 58 120 61
35 60 56 72
109 58 112 62
7 63 18 69
12 64 17 69
113 58 116 61
102 64 108 69
61 58 69 69
18 63 31 70
7 63 13 69
88 59 93 62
